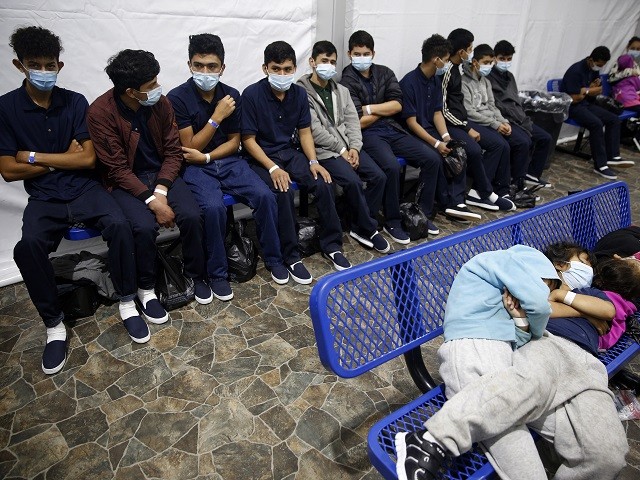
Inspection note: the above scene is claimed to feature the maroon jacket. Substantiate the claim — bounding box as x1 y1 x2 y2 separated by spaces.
87 89 183 201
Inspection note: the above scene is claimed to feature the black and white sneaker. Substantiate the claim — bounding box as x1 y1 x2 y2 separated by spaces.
594 166 618 180
370 232 391 253
427 220 440 236
42 339 67 375
444 204 481 220
123 316 151 344
607 157 634 168
287 261 313 284
395 430 446 480
525 174 552 188
136 297 169 324
349 229 374 248
323 251 352 271
194 279 214 305
270 264 290 285
383 226 411 245
494 196 516 211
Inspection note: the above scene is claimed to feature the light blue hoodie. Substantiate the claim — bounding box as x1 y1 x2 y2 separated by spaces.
443 245 560 348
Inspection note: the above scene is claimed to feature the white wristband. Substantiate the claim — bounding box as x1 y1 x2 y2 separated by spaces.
365 105 372 115
339 147 347 155
563 291 576 306
434 140 441 149
145 195 157 205
268 165 280 174
442 132 450 139
154 188 168 196
204 153 211 164
513 316 529 328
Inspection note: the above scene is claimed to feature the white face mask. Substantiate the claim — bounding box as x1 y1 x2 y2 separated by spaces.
315 63 337 80
268 73 295 92
495 61 512 72
561 261 593 290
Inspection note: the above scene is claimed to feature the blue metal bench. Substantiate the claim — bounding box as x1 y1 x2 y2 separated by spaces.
309 181 639 479
547 77 638 159
64 182 305 241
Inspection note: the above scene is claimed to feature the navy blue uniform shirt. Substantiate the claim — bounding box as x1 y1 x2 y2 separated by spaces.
114 95 162 175
241 78 311 156
0 83 99 201
400 65 443 132
168 78 241 153
562 58 598 96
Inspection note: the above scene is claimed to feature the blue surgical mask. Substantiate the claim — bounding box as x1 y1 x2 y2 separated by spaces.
25 68 57 91
464 51 474 64
137 85 163 106
268 73 295 92
561 261 593 290
315 63 337 81
351 56 373 72
478 64 493 77
192 71 220 92
436 61 450 76
628 50 640 59
495 61 512 72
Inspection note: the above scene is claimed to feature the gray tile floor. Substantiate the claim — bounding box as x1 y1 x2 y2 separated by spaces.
1 141 640 479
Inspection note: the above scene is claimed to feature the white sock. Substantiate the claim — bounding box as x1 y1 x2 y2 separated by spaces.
422 430 444 449
137 288 157 308
46 323 67 343
488 192 499 203
468 189 479 199
119 300 138 320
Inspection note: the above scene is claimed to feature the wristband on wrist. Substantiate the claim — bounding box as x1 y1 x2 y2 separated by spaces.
145 195 157 205
434 140 441 149
442 132 450 139
204 153 211 164
208 118 220 129
585 88 589 96
339 147 347 155
268 165 280 174
365 105 372 116
28 151 36 164
309 159 319 166
513 316 529 328
563 291 576 306
154 188 168 196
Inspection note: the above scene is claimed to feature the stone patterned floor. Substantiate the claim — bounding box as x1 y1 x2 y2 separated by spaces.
1 141 640 479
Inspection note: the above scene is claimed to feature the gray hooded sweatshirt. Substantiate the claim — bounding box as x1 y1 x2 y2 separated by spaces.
297 74 363 160
461 63 509 130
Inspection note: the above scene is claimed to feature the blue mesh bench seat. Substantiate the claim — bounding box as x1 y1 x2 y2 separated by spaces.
309 181 639 479
546 76 638 159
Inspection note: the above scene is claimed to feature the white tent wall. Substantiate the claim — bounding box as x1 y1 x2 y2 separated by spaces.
0 0 639 286
0 0 317 286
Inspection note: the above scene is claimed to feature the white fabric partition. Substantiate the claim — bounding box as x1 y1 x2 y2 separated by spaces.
345 0 640 90
0 0 317 286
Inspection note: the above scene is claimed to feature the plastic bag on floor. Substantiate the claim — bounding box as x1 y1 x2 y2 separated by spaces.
400 202 429 241
613 389 640 421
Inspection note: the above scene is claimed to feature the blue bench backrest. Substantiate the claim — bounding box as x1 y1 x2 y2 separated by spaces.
310 182 631 378
547 78 563 93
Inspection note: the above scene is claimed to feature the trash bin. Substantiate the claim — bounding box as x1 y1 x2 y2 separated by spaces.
520 90 572 169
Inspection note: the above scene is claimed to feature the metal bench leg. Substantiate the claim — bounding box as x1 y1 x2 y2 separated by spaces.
403 346 437 393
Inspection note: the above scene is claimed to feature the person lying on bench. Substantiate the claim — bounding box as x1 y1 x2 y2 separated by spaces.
395 245 630 480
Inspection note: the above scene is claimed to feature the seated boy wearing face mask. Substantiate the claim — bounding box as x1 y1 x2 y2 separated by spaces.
461 44 532 205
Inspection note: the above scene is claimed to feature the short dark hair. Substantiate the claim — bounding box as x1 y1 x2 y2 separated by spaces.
590 46 611 63
473 44 494 61
627 36 640 47
10 26 63 63
421 34 452 63
543 242 594 268
312 40 337 60
447 28 474 54
188 33 225 63
494 40 515 56
105 49 160 95
264 41 296 66
348 30 374 51
593 258 640 301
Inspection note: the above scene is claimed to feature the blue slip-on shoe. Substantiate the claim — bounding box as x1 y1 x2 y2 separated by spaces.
136 297 169 324
383 225 411 245
270 264 290 285
123 315 151 344
370 231 390 253
287 261 313 284
42 339 67 375
210 278 234 301
194 279 214 305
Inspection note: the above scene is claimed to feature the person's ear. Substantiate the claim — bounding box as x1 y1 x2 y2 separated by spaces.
262 64 268 75
12 59 25 73
219 64 225 76
57 61 64 72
